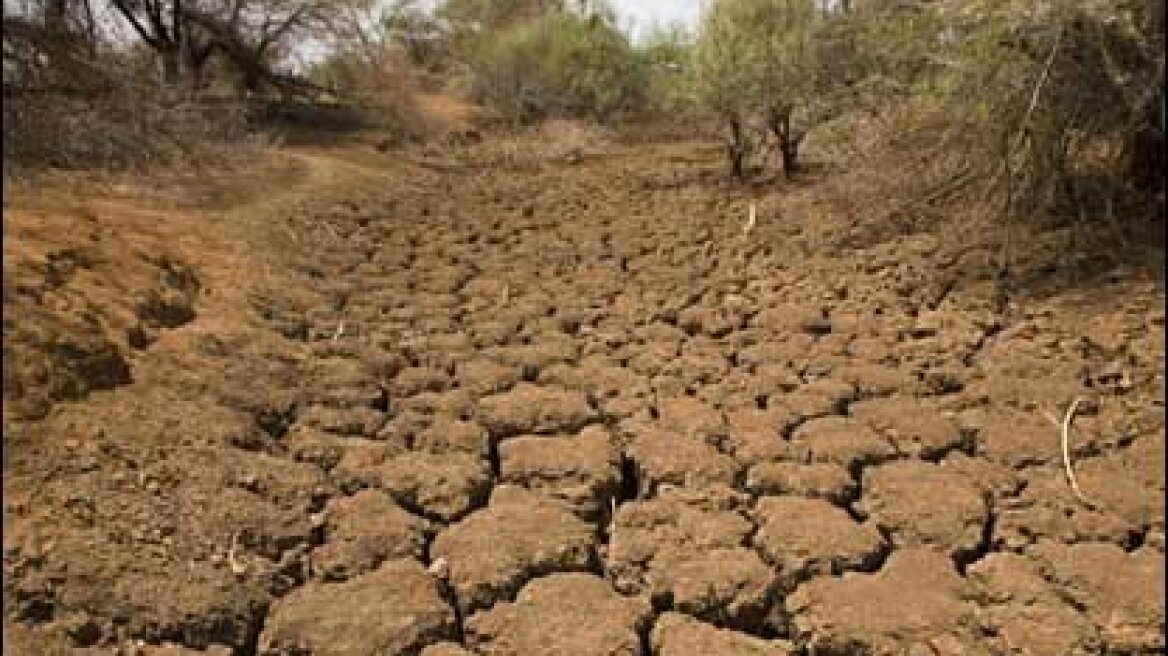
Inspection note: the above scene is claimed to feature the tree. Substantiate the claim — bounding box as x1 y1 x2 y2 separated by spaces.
383 0 448 70
108 0 185 82
437 0 563 31
633 22 697 116
437 0 564 66
3 0 106 93
105 0 347 90
184 0 338 92
695 0 820 178
306 0 437 98
468 8 642 121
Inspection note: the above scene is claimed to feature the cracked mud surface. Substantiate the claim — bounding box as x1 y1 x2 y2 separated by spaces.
4 135 1164 655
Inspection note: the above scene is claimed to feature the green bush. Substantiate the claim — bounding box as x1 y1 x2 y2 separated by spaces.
632 23 698 118
468 11 644 122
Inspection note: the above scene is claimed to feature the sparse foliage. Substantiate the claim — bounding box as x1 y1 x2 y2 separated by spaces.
467 8 642 122
632 22 697 118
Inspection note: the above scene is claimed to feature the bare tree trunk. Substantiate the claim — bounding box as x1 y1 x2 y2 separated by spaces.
184 34 214 90
767 105 798 179
80 0 98 53
161 47 181 84
44 0 68 33
187 54 208 89
1125 101 1164 192
726 115 748 179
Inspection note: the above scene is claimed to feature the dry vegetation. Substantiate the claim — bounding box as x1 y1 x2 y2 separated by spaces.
7 0 1160 224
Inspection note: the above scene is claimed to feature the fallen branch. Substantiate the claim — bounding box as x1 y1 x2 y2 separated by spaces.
227 531 248 577
743 202 757 237
1011 25 1064 158
1060 397 1095 508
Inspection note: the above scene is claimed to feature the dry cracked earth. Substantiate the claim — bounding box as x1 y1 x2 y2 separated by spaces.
3 134 1165 656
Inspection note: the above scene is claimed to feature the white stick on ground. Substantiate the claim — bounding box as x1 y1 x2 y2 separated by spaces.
743 202 757 237
227 532 248 577
1060 397 1095 507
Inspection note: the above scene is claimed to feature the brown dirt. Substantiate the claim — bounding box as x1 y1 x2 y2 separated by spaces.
3 121 1164 655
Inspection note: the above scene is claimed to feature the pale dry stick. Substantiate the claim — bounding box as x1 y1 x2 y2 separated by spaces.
743 202 757 237
1018 25 1065 149
227 532 248 577
996 26 1065 270
332 320 345 341
739 202 762 268
1059 397 1096 508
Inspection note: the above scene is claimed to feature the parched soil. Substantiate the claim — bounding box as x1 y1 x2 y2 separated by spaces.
3 127 1164 656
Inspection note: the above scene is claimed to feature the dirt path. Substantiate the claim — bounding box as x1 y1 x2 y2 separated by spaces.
3 135 1164 655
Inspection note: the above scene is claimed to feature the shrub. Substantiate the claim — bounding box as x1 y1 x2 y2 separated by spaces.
633 23 699 119
2 10 247 173
3 68 251 173
467 10 644 122
816 0 1163 245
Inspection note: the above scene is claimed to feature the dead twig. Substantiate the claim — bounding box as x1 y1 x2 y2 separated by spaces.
743 202 757 237
1011 26 1064 157
1060 397 1095 508
227 531 248 577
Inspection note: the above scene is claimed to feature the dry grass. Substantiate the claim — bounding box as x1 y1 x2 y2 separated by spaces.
2 80 261 176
